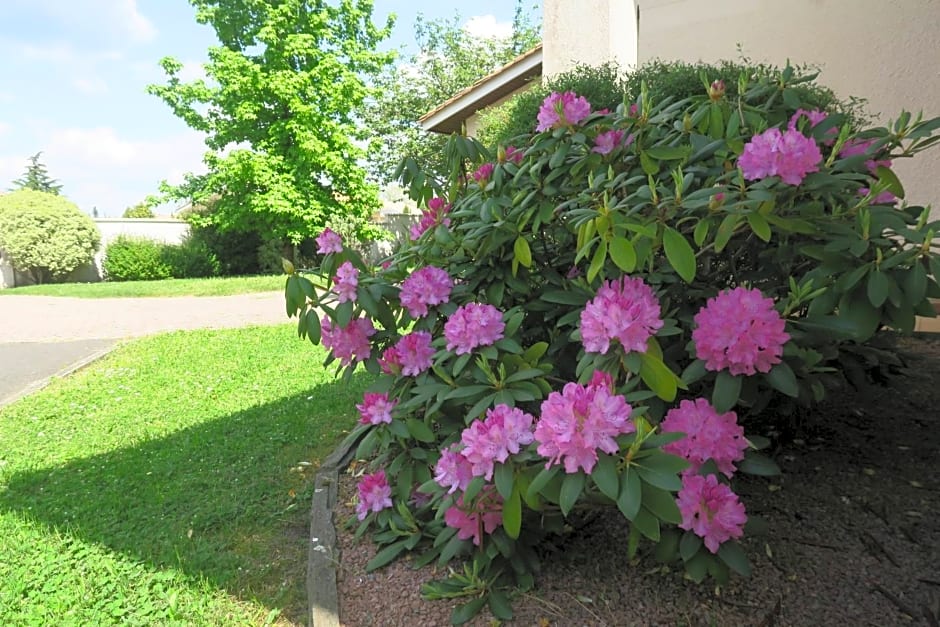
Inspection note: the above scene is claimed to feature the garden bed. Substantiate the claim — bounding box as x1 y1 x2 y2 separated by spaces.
332 334 940 626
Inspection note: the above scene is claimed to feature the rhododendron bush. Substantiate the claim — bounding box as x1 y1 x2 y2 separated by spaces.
285 65 940 623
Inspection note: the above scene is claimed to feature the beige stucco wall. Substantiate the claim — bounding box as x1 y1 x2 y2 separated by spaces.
637 0 940 215
543 0 638 78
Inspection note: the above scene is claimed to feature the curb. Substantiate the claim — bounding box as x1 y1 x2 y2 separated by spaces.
308 429 367 627
0 342 117 409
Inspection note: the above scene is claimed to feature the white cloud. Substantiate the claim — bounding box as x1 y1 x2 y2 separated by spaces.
463 15 513 40
112 0 157 43
14 0 156 44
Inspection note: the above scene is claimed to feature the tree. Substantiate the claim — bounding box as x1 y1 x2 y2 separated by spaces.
148 0 394 245
11 152 63 195
122 201 155 218
362 4 540 183
0 190 100 284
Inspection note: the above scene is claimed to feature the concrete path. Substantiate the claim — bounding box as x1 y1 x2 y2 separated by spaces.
0 291 290 406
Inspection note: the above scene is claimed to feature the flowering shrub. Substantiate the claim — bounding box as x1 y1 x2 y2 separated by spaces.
286 64 940 623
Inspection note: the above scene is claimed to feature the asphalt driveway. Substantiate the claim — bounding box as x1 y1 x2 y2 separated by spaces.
0 291 288 406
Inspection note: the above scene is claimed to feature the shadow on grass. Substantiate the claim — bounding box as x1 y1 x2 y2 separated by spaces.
0 373 372 623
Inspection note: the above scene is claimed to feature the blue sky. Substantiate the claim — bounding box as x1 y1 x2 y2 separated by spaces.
0 1 538 216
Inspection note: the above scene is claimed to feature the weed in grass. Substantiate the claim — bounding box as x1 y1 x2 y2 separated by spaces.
0 324 373 624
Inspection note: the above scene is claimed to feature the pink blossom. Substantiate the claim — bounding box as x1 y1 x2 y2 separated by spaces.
443 490 503 546
661 398 746 477
473 162 495 185
788 108 828 130
321 316 375 366
629 103 639 117
592 129 628 155
738 127 822 185
356 392 397 425
840 138 892 174
676 473 747 553
356 470 393 520
315 227 342 254
379 345 402 375
536 91 592 132
332 261 358 303
400 266 453 318
460 404 535 480
692 287 789 376
394 331 435 376
444 303 505 355
580 276 664 355
410 197 452 240
504 145 524 165
859 187 898 205
534 381 635 474
588 370 614 391
434 446 475 494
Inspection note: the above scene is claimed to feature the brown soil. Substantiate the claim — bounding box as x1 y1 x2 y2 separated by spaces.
334 335 940 626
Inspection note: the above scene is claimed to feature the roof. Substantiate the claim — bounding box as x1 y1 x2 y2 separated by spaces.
419 44 543 134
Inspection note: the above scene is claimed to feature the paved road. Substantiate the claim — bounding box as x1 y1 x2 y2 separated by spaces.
0 291 290 406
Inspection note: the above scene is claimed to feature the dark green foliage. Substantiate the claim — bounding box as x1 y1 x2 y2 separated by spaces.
186 221 264 276
0 190 99 283
476 59 865 148
10 152 63 195
103 235 221 281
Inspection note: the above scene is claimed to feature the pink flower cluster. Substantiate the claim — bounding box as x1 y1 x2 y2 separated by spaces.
460 404 535 480
738 126 822 185
534 378 635 474
443 489 503 546
592 129 633 155
503 145 524 165
444 303 505 355
536 91 592 132
321 316 375 366
399 266 453 318
315 227 342 254
580 276 664 355
332 261 358 303
661 398 747 477
676 474 747 553
434 445 474 494
410 197 452 240
472 162 495 185
840 138 897 204
356 392 397 425
392 331 435 376
692 287 789 376
356 470 393 520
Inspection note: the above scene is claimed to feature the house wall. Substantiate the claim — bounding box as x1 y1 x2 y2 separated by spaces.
637 0 940 216
543 0 638 77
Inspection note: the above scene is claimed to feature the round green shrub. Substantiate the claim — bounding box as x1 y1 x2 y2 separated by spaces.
103 236 172 281
0 189 100 284
162 237 221 279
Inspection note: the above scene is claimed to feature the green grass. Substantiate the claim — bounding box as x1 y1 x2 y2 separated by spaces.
0 274 284 298
0 324 372 625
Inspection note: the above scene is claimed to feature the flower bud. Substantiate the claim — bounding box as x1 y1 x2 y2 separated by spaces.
708 79 726 102
708 192 726 211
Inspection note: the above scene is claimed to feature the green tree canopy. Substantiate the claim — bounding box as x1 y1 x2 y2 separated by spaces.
122 201 155 219
148 0 394 244
362 4 540 183
11 152 63 195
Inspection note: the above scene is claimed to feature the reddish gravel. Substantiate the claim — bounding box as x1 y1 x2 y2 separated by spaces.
334 335 940 626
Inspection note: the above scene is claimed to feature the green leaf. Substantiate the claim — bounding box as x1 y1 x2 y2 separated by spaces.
680 359 707 385
513 236 532 268
639 352 679 402
654 528 680 563
365 540 407 571
633 507 661 541
662 227 696 283
591 454 620 500
714 214 740 253
488 590 514 621
617 467 641 520
867 269 890 307
609 236 637 272
693 219 710 247
635 464 682 492
587 239 607 283
450 597 487 625
738 452 781 476
680 531 703 561
559 472 585 516
502 485 522 539
406 419 435 443
640 151 659 175
765 361 798 397
746 212 772 242
641 483 682 524
526 465 559 501
874 165 905 198
717 541 752 576
711 370 741 413
285 275 305 316
645 146 691 160
305 311 321 345
494 463 514 500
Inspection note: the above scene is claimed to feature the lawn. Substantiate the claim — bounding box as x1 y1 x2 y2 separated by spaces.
0 274 284 298
0 324 372 625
